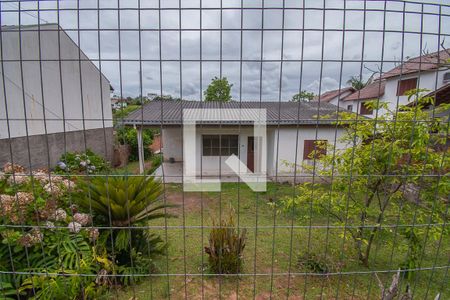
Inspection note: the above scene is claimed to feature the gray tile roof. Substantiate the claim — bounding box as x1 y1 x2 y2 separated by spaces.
123 100 347 126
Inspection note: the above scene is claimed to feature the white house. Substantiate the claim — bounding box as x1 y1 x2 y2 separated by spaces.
0 24 113 168
124 100 348 182
317 49 450 117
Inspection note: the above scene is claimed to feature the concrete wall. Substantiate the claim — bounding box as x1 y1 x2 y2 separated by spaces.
0 127 113 170
0 24 113 140
161 127 183 161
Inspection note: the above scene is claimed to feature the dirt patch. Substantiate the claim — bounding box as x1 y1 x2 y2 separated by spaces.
165 192 213 214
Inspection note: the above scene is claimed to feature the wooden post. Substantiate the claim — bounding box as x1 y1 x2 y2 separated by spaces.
137 126 145 174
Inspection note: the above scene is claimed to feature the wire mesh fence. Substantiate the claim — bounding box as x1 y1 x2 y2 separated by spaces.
0 0 449 299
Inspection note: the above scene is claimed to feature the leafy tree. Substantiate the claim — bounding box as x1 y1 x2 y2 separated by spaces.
281 90 449 267
204 76 233 102
291 90 315 102
347 76 368 90
116 127 154 161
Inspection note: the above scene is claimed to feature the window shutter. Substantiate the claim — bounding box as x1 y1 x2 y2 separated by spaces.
304 140 327 160
397 78 418 96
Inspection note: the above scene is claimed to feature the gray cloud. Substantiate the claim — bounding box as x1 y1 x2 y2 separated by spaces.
1 0 449 99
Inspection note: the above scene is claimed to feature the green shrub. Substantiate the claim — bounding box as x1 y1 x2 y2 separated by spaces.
116 127 154 162
0 164 113 299
297 252 339 274
55 149 109 174
73 175 174 283
148 154 163 175
205 211 247 274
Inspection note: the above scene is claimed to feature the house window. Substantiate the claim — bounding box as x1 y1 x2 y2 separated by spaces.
303 140 327 160
397 78 417 96
360 102 373 115
444 72 450 83
347 104 353 111
202 135 239 156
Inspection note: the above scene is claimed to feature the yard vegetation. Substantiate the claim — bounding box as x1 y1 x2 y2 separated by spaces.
0 93 448 299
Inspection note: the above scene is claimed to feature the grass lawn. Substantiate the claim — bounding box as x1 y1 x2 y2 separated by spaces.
109 182 449 299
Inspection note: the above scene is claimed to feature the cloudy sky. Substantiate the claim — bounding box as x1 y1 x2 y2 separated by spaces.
1 0 449 100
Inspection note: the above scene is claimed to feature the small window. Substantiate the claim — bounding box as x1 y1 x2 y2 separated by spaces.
347 104 353 111
360 102 373 115
397 78 417 96
202 135 239 156
303 140 327 160
444 72 450 83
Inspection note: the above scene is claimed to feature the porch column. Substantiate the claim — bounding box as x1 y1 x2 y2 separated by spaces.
136 126 145 174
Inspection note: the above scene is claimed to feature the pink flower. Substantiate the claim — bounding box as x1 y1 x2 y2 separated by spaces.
73 213 91 226
68 222 82 233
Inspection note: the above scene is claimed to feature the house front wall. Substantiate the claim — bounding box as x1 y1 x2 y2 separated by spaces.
162 125 347 178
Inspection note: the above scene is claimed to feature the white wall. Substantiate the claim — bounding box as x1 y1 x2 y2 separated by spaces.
0 24 113 139
162 125 347 177
380 70 448 113
271 126 347 175
161 127 183 161
195 126 254 176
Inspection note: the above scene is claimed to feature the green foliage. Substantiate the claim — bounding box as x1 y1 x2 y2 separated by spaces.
1 229 110 300
74 175 174 283
281 90 449 267
204 76 233 102
55 149 109 174
116 127 154 162
148 154 163 175
113 104 141 122
346 75 369 90
205 210 247 274
291 90 315 102
74 175 169 227
297 252 339 274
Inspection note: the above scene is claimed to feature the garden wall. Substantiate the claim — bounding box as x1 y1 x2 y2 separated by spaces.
0 127 113 170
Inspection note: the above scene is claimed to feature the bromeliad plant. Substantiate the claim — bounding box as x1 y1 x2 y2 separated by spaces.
74 175 174 283
281 90 449 267
205 210 247 274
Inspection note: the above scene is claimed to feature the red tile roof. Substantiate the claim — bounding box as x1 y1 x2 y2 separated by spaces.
343 81 386 101
315 87 355 102
381 48 450 80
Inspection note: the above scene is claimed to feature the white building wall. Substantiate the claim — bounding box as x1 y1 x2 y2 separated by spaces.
161 127 183 161
162 126 347 177
272 126 347 176
381 70 448 112
0 24 113 139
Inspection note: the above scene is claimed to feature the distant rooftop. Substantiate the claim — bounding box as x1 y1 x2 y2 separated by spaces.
314 87 355 102
344 81 386 101
123 100 348 126
380 48 450 80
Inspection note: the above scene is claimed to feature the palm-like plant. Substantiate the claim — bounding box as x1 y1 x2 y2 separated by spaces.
74 175 174 278
75 175 169 227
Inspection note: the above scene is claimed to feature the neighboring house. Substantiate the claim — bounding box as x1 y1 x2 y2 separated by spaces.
314 87 355 107
123 100 349 181
0 24 113 169
316 48 450 117
342 80 386 116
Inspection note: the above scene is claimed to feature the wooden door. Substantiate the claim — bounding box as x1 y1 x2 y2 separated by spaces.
247 136 255 172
